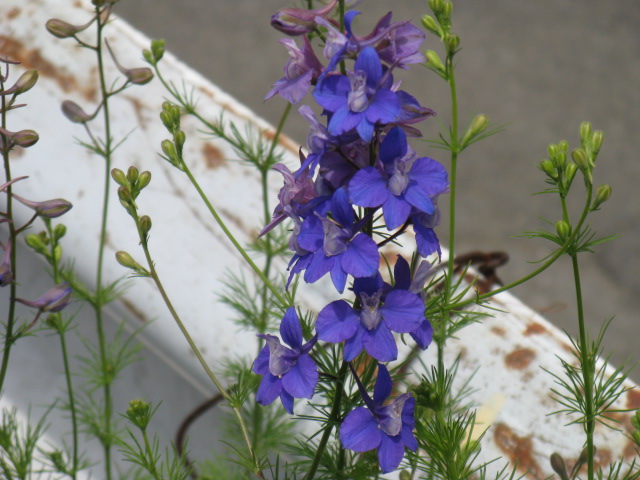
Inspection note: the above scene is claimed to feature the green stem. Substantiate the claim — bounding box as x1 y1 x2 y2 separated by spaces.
135 220 264 479
0 78 17 393
141 428 161 480
94 8 114 478
305 361 348 480
181 164 288 310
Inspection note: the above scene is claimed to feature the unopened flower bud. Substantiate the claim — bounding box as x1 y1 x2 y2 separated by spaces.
460 114 488 147
11 130 39 148
8 70 39 95
17 282 72 312
425 50 446 76
12 194 72 218
429 0 444 14
61 100 93 124
539 159 556 177
555 220 571 240
137 171 151 190
550 453 569 480
126 398 152 430
580 121 592 147
111 168 128 187
139 215 152 236
174 130 186 150
592 184 612 210
271 0 337 36
25 233 47 254
161 139 179 164
421 15 442 36
563 162 578 188
115 251 147 274
442 2 453 19
444 33 459 53
571 148 590 172
399 471 412 480
124 67 153 86
558 140 568 152
547 144 559 160
151 39 165 62
54 224 67 241
118 185 132 203
591 130 604 157
46 19 86 38
127 166 139 184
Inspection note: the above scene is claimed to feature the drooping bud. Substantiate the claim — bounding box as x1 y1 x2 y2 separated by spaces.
16 282 72 312
271 0 337 36
12 194 72 218
550 453 569 480
592 184 612 210
425 50 446 77
61 100 94 123
460 114 488 147
45 18 93 39
105 40 154 86
555 220 571 240
10 129 39 148
3 70 39 95
115 251 149 276
139 215 152 236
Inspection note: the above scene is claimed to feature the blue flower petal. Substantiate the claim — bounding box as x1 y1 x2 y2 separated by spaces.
341 234 379 278
340 407 382 452
373 364 393 405
252 345 270 375
378 432 405 473
393 255 411 290
409 156 449 196
381 290 424 333
256 374 283 407
349 167 389 208
355 46 382 88
410 319 433 350
328 105 362 136
344 327 364 361
282 353 318 399
280 390 294 414
413 222 441 258
331 188 354 227
313 75 350 112
304 251 334 284
362 324 397 361
356 118 375 142
280 307 303 349
404 183 435 215
297 215 324 252
330 259 348 293
383 194 411 230
366 89 401 124
317 300 360 343
379 127 408 166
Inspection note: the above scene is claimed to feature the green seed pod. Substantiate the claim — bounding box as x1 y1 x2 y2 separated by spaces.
111 168 128 187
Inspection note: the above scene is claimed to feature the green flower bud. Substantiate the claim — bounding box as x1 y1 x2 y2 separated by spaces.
580 121 592 147
460 114 488 147
11 130 39 148
444 33 459 54
591 130 604 157
555 220 571 240
117 185 132 203
562 162 578 190
425 50 446 77
139 215 152 236
571 148 592 182
111 168 128 187
151 39 165 62
53 244 62 264
592 184 612 210
421 15 442 36
45 19 84 38
429 0 444 14
547 144 559 160
161 139 180 166
126 398 153 430
539 159 556 178
442 2 453 20
8 70 39 95
115 251 147 275
25 233 47 253
399 471 412 480
174 130 186 150
54 224 67 241
558 140 569 152
137 171 152 191
127 166 139 184
125 67 153 86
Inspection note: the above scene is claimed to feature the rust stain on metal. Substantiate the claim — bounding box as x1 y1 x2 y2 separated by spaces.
218 206 247 232
524 322 546 336
120 297 148 323
0 35 98 100
7 7 20 19
626 388 640 409
494 423 542 478
202 143 225 169
505 347 536 370
262 128 299 154
126 95 148 129
491 326 506 337
624 440 639 459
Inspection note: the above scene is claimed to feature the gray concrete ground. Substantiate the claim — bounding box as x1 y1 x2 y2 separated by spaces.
116 1 640 369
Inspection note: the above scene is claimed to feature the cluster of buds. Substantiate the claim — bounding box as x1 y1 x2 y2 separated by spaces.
158 102 186 170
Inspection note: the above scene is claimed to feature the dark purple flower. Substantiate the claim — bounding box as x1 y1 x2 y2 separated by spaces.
340 364 417 473
16 283 72 312
349 127 448 230
252 307 318 414
313 46 401 141
12 193 72 219
316 259 425 361
271 0 337 36
293 188 379 293
265 37 324 104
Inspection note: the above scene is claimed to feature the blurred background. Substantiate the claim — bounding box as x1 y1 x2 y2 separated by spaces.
116 0 640 369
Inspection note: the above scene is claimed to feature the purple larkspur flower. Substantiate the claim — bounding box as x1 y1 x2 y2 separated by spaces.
270 0 337 36
340 364 417 473
0 240 12 287
412 200 442 259
16 282 72 312
316 257 425 361
265 37 324 104
349 127 448 230
292 187 379 293
252 307 318 414
313 46 401 141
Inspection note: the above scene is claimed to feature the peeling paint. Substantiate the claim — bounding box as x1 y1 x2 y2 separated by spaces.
505 347 536 370
494 422 542 478
202 142 225 169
